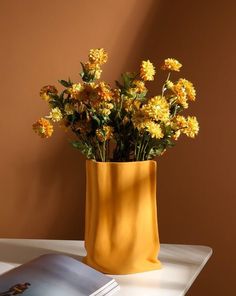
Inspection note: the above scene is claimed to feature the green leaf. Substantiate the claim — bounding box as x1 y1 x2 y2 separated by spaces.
71 141 81 149
164 124 172 135
80 62 85 72
80 62 95 83
50 94 59 99
91 115 101 126
58 80 72 87
122 73 131 89
71 140 94 159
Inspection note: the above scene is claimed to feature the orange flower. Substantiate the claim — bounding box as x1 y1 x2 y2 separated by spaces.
32 118 53 138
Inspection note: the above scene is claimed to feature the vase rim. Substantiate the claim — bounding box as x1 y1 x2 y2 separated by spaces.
87 159 156 164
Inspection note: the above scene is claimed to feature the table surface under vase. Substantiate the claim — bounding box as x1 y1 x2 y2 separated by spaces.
0 239 212 296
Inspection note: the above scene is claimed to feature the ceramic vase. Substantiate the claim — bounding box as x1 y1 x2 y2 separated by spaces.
83 160 161 274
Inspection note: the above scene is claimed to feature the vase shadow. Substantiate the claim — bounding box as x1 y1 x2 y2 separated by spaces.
11 134 86 240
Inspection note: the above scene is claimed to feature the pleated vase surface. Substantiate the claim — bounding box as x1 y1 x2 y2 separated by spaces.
83 159 162 274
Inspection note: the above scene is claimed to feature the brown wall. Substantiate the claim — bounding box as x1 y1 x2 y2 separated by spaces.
0 0 235 295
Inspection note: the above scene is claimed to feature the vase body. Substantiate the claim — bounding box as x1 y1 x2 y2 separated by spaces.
83 160 161 274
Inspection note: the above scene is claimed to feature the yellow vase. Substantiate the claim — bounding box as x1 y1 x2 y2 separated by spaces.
83 160 162 274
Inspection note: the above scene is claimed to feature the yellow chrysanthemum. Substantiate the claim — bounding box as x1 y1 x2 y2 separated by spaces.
98 102 114 116
176 96 188 109
174 115 187 129
171 78 196 107
183 116 199 138
173 130 181 140
171 115 187 140
178 78 196 101
64 103 74 115
84 62 102 80
165 80 174 89
97 82 113 101
140 60 155 81
96 125 114 142
161 58 182 72
112 88 121 103
133 80 147 92
124 97 141 113
142 96 170 122
50 107 63 122
32 118 53 138
67 83 84 99
79 82 98 104
132 110 149 130
40 85 58 101
172 83 188 109
89 48 108 65
145 121 164 139
127 80 147 97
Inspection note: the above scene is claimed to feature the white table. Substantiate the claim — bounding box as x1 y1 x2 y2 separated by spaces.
0 239 212 296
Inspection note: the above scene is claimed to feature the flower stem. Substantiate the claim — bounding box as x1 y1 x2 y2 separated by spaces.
142 137 150 160
103 141 106 162
162 72 171 97
97 141 104 161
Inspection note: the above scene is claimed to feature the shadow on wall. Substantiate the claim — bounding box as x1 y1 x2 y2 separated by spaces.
120 1 236 296
14 135 86 240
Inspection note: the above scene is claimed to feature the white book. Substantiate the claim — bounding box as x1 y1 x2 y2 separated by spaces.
0 254 120 296
95 281 120 296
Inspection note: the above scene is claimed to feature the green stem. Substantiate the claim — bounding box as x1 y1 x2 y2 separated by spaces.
103 141 106 162
142 137 150 160
106 141 109 161
137 134 145 161
97 141 104 162
136 139 141 161
116 95 124 119
162 72 171 97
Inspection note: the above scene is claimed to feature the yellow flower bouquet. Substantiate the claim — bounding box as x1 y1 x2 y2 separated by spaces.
33 48 199 162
